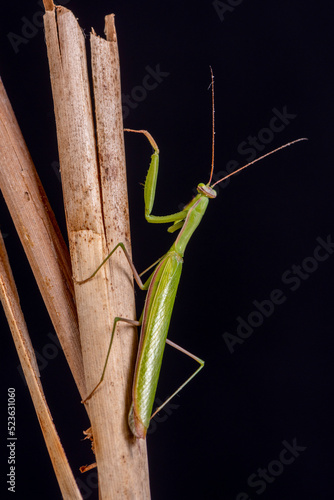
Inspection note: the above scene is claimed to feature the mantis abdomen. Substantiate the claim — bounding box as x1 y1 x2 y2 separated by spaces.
129 251 183 437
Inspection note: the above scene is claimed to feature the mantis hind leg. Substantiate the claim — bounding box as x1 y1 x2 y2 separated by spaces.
82 316 141 404
150 339 204 420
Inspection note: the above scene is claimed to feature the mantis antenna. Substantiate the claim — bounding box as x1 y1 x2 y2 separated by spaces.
212 137 308 188
206 69 307 188
208 66 215 185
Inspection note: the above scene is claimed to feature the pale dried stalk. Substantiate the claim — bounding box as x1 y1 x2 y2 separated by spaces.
0 78 85 398
0 232 82 499
43 4 150 498
90 14 150 496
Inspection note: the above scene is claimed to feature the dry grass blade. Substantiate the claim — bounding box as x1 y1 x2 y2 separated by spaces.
0 232 82 499
0 78 85 398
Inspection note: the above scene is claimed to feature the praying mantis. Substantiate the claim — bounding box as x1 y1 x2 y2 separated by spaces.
81 71 306 438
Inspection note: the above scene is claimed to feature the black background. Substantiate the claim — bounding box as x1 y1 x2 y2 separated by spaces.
1 1 333 499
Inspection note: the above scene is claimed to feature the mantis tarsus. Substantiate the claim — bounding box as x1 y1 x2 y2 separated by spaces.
81 71 306 438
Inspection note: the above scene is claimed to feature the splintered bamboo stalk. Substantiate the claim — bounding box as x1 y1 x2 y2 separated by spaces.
0 78 85 398
0 232 82 499
43 3 150 498
90 12 143 435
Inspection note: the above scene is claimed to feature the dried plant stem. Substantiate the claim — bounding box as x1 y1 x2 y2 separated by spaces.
0 78 85 398
90 14 150 495
43 3 150 498
0 232 82 499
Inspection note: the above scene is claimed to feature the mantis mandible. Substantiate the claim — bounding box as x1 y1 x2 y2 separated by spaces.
82 71 306 438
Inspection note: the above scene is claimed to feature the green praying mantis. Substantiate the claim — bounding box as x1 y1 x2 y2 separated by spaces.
81 71 306 438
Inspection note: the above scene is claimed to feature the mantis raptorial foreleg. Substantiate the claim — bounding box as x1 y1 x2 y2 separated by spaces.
124 128 189 226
